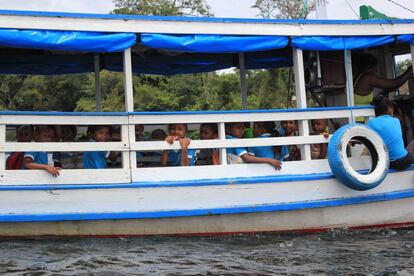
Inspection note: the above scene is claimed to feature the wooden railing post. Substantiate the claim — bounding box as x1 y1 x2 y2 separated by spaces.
218 122 227 165
292 48 311 161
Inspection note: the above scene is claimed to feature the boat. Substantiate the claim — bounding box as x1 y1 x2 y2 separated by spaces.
0 10 413 237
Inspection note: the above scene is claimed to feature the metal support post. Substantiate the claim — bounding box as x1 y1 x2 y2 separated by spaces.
344 50 355 123
293 48 311 161
94 54 102 112
123 48 135 178
239 53 248 110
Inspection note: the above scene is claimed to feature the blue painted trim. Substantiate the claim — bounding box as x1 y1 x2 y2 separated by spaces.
1 10 414 25
1 187 414 222
0 111 128 116
0 106 373 116
1 165 412 191
129 106 373 115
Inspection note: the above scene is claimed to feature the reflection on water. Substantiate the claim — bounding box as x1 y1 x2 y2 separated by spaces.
0 228 413 275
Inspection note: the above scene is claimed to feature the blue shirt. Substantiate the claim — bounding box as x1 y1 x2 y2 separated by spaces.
248 133 274 158
168 149 195 166
226 135 247 157
24 151 51 166
24 151 58 169
83 151 110 169
368 115 407 161
274 145 289 161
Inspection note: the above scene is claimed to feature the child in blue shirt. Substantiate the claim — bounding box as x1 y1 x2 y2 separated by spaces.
83 125 117 169
368 95 413 170
226 122 281 170
161 123 195 166
248 121 276 158
23 125 61 177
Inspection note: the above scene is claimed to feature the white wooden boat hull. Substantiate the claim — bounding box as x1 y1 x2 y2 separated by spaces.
0 196 413 237
0 160 413 237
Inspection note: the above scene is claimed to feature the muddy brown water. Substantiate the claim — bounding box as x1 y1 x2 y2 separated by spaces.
0 228 413 275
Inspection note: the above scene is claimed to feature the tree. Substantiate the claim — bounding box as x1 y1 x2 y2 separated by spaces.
0 75 26 110
253 0 315 19
112 0 212 16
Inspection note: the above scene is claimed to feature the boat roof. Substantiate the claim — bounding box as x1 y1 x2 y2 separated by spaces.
0 9 413 36
0 9 412 75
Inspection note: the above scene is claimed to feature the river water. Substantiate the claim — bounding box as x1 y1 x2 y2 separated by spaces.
0 228 413 275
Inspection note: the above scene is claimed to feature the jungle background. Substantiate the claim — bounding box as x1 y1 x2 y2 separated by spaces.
0 0 411 112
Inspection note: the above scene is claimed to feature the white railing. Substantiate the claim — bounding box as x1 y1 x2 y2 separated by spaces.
0 107 374 185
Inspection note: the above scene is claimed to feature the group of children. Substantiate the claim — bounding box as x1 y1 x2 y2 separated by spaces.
159 118 331 170
6 118 331 176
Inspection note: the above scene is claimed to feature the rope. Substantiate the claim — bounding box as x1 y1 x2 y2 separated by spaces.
344 0 360 19
344 50 355 123
385 0 414 15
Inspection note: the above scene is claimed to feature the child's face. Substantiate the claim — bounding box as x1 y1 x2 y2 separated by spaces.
200 126 217 140
312 119 327 134
93 127 110 142
36 129 54 142
253 122 265 137
229 123 245 138
282 120 297 135
17 127 33 142
151 130 166 141
62 126 76 142
173 124 187 138
135 125 144 141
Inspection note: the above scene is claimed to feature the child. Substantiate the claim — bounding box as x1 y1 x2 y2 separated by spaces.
23 125 61 177
54 125 83 169
248 121 276 158
161 123 195 166
368 95 413 170
280 120 301 161
226 122 281 170
310 119 330 159
196 123 220 166
6 125 34 170
151 129 166 141
83 125 117 169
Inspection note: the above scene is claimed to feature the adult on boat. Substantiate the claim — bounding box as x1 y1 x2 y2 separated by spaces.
353 53 413 96
368 94 413 170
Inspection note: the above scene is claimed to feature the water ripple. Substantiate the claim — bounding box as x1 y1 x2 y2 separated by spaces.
0 229 413 275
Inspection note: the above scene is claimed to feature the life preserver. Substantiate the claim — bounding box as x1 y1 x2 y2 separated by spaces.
328 123 389 191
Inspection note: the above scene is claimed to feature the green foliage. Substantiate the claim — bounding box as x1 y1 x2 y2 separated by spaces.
253 0 315 19
0 75 26 110
112 0 212 16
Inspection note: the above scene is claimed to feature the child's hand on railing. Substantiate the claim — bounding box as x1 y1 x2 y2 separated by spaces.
45 165 61 177
165 135 176 144
179 137 191 149
269 159 282 170
321 131 330 139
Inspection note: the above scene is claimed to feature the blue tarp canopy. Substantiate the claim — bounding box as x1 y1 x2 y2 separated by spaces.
0 29 136 52
291 35 396 51
0 28 413 75
140 34 289 53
